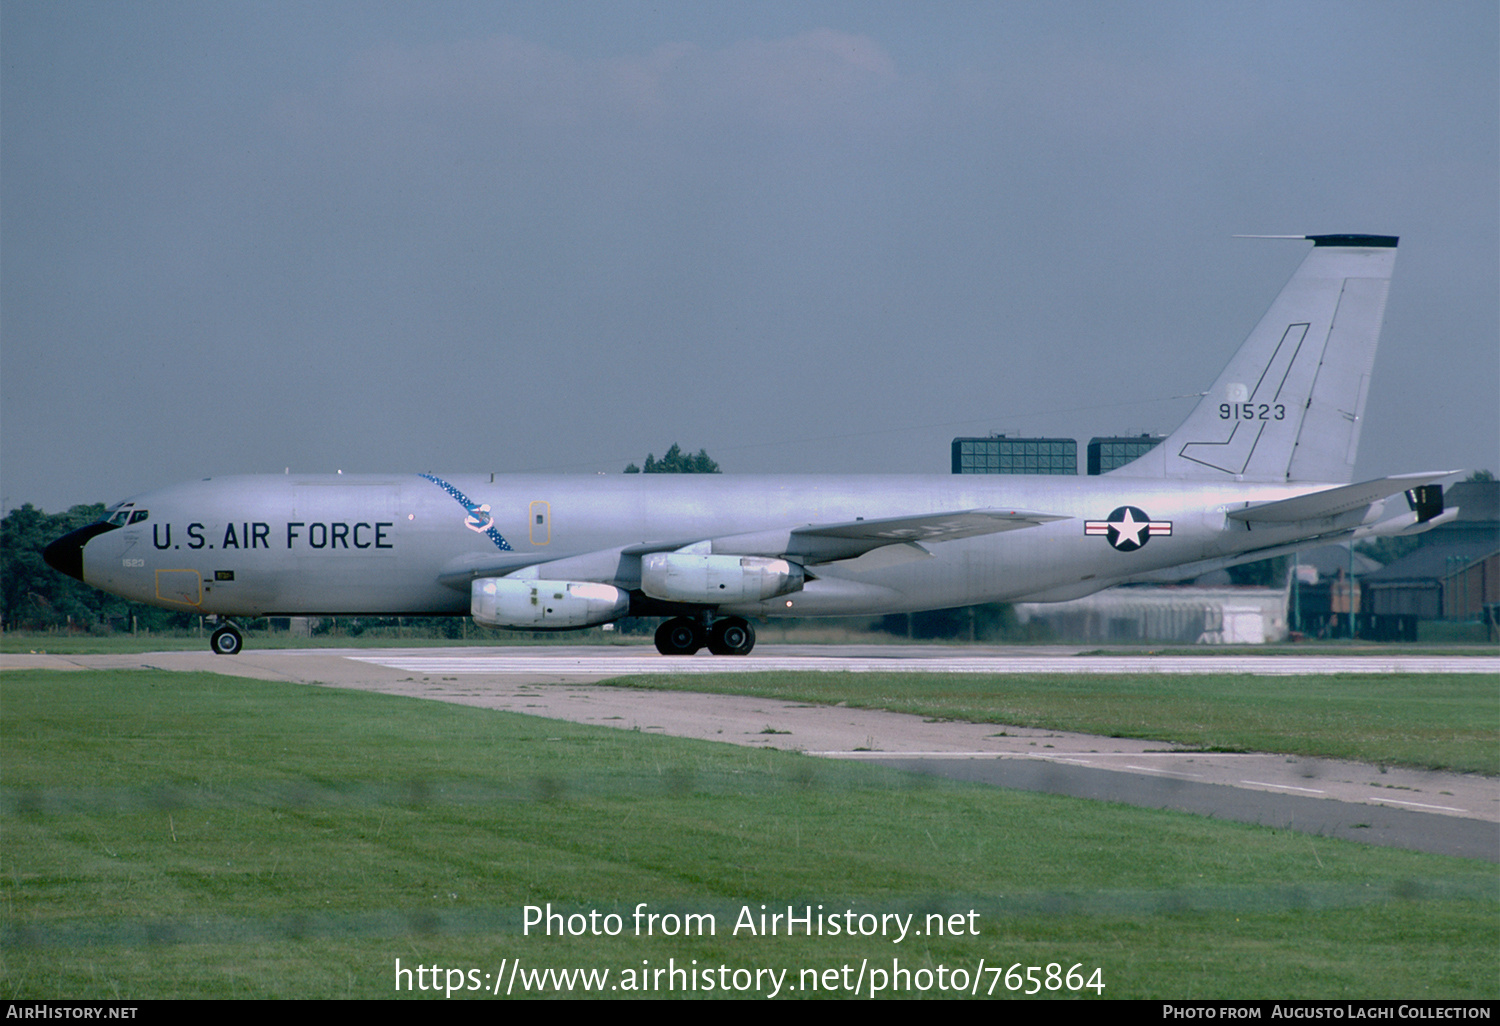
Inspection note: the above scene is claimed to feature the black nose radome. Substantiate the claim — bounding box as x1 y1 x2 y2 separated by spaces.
43 522 118 582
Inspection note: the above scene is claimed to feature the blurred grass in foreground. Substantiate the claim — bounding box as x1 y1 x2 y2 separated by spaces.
1 669 1494 999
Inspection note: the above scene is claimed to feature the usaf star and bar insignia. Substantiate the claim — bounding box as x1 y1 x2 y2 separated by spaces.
1084 506 1172 552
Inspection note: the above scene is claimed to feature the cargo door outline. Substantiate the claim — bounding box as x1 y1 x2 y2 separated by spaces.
529 501 551 546
156 569 203 607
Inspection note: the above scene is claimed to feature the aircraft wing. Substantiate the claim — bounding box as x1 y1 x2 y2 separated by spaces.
436 551 565 590
787 508 1068 567
1226 472 1457 525
793 508 1064 543
709 507 1068 566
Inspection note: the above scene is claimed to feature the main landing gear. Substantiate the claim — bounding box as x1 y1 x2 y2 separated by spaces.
209 620 243 656
654 615 756 656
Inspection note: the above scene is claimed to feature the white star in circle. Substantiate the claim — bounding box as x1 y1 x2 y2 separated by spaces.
1110 508 1148 548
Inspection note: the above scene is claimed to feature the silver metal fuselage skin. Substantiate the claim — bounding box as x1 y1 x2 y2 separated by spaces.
74 471 1339 620
55 236 1419 629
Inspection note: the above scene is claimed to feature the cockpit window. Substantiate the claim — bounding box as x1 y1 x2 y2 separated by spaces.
106 510 131 526
128 510 149 524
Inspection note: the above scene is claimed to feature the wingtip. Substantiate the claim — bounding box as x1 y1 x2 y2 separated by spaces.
1232 234 1399 248
1305 234 1398 248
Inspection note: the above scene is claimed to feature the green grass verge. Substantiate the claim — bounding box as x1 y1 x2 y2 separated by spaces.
0 629 653 654
607 672 1500 776
1 669 1495 999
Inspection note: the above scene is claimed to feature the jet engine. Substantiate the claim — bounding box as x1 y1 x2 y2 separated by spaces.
640 553 804 604
471 577 629 629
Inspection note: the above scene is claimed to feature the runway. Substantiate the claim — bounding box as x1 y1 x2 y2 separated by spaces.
7 644 1497 860
342 645 1499 676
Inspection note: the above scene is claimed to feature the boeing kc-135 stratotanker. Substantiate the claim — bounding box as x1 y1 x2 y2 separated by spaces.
45 235 1458 656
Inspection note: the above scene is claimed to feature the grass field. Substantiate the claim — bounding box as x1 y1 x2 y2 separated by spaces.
1 668 1495 999
610 671 1500 775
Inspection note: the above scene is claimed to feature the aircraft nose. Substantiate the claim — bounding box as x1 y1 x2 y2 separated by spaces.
43 522 118 582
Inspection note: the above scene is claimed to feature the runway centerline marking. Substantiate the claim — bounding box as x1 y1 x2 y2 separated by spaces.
1242 780 1326 794
1368 798 1467 813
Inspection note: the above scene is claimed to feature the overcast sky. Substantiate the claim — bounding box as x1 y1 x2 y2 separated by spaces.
3 1 1496 513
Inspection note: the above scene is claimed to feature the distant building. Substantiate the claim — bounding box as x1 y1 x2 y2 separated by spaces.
1357 479 1499 639
1361 480 1498 619
1087 435 1164 475
952 436 1076 475
1362 545 1498 620
1283 545 1383 638
1425 479 1500 550
1015 586 1288 644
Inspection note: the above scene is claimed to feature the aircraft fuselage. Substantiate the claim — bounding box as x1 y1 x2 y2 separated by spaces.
45 234 1442 656
65 471 1346 620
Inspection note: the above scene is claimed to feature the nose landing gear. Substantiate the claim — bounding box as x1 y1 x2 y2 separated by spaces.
209 621 243 656
654 615 755 656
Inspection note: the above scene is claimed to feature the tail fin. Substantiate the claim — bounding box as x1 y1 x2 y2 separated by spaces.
1120 234 1397 484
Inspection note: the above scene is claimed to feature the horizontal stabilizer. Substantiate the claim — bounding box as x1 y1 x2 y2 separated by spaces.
1226 472 1456 525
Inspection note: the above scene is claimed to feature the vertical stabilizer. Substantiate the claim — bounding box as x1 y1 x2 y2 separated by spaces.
1118 235 1397 483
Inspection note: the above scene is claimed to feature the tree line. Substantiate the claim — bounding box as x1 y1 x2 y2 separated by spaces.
624 443 719 474
1 503 199 632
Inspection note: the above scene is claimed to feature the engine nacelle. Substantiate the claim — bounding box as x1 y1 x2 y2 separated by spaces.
471 577 629 629
640 553 804 604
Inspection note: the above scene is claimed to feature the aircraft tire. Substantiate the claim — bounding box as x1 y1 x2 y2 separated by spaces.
654 617 703 656
210 626 243 656
707 617 755 656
